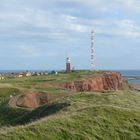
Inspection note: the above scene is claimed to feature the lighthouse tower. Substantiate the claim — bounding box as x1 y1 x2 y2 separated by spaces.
66 57 71 73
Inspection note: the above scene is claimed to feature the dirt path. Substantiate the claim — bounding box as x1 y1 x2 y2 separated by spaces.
0 83 13 88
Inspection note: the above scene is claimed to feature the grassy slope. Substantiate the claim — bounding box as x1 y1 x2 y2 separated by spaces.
0 91 140 140
0 71 139 140
0 87 29 126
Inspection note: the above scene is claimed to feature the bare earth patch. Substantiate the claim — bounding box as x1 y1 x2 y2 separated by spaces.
9 93 52 109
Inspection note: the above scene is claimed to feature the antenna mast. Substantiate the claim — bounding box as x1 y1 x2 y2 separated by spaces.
91 30 96 70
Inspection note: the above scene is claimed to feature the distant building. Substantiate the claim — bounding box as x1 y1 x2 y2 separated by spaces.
17 72 32 78
51 71 58 75
0 76 4 80
18 74 23 78
66 57 71 73
72 67 75 72
26 72 32 77
44 72 48 75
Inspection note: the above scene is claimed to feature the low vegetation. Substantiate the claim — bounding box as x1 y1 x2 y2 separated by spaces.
0 71 139 140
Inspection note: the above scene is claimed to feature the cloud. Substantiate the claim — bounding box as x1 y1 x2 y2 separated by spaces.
0 0 140 69
18 46 41 58
0 0 140 40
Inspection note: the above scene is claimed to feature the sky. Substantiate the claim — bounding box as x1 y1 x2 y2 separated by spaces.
0 0 140 70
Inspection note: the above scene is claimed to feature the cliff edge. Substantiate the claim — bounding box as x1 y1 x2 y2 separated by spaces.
64 72 129 92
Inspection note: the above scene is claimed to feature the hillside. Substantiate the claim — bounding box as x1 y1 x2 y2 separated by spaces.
0 71 139 140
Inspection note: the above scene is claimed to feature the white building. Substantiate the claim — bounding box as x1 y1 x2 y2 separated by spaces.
26 72 32 77
0 76 4 80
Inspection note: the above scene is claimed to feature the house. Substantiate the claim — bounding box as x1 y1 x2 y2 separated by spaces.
0 76 4 80
17 72 32 78
51 71 58 75
25 72 32 77
18 74 24 78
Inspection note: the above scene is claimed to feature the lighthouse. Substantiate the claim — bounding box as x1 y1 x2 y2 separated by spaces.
66 57 71 73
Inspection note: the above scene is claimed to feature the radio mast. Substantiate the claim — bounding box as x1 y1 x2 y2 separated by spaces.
91 30 96 70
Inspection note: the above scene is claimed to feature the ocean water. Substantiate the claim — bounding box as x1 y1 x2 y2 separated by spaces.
118 70 140 84
118 70 140 77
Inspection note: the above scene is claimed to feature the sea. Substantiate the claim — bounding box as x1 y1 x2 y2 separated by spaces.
116 70 140 84
0 70 140 84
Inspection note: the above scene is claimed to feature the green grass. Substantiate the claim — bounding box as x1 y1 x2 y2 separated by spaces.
0 71 105 95
0 102 29 126
0 71 139 140
0 87 27 126
0 91 140 140
0 88 20 103
1 70 104 86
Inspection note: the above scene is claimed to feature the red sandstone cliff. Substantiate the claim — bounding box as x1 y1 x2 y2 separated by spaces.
16 93 51 108
64 72 129 92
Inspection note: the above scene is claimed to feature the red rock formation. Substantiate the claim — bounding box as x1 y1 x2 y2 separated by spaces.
64 72 128 92
16 93 51 108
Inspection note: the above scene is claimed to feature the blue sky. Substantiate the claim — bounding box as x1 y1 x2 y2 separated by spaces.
0 0 140 70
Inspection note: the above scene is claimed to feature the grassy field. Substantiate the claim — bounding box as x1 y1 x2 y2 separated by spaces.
0 71 139 140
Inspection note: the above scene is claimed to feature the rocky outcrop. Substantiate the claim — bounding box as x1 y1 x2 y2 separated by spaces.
15 93 51 108
64 72 129 92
